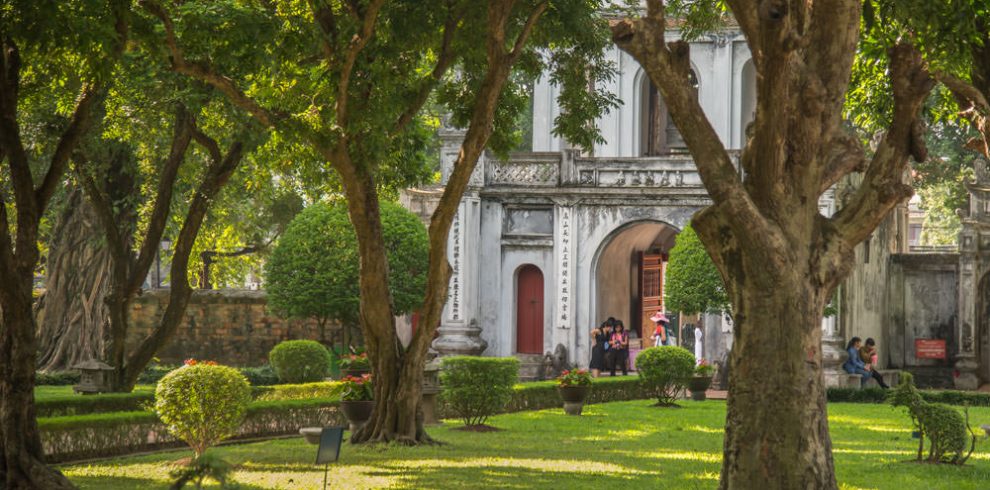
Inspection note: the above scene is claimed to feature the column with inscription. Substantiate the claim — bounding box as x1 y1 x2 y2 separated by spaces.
432 122 487 356
553 203 576 357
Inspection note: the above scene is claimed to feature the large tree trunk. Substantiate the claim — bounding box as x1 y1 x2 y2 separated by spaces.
35 188 113 371
0 280 75 489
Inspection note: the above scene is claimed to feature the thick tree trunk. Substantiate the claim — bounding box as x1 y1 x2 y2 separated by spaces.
35 188 113 371
0 272 74 489
718 277 835 489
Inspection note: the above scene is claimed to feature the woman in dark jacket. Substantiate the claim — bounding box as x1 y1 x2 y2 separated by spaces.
589 320 610 377
842 337 870 387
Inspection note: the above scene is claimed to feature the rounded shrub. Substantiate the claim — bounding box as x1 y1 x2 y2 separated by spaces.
154 364 252 456
440 356 519 427
635 346 696 406
268 340 332 383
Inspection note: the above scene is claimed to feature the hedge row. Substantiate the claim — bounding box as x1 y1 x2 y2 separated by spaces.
36 381 342 418
36 365 281 387
826 387 990 407
40 397 344 463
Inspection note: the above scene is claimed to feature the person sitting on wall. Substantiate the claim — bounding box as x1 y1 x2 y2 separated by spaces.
859 337 889 389
842 337 871 387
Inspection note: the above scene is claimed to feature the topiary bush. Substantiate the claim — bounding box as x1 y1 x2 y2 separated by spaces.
154 363 252 456
890 372 977 464
440 356 519 427
268 340 332 383
635 346 696 407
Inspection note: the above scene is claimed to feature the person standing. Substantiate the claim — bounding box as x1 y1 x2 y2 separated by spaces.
609 321 630 376
694 324 703 364
589 320 609 377
649 312 669 347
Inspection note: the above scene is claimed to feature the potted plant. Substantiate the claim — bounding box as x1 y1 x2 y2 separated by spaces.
557 369 593 415
687 359 715 401
339 353 371 378
339 374 375 432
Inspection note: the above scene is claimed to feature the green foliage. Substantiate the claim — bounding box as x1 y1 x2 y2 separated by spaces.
440 357 519 426
237 365 279 386
340 374 374 402
169 451 238 489
252 381 342 403
268 340 332 384
890 372 975 464
556 369 592 387
36 392 155 418
264 201 429 331
635 346 696 406
154 364 252 456
35 371 82 386
338 354 370 372
665 225 729 315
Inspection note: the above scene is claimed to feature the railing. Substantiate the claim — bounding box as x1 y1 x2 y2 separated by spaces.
485 152 561 187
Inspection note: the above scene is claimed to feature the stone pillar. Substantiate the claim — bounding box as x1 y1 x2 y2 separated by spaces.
432 122 487 357
552 201 576 359
956 234 981 390
819 188 848 387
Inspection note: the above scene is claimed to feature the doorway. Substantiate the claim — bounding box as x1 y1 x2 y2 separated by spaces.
516 264 544 354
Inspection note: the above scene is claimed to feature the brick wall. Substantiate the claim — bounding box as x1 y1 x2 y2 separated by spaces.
127 289 337 366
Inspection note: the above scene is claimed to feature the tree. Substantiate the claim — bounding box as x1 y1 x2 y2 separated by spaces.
0 1 127 486
611 1 935 488
142 0 616 445
265 201 429 348
664 224 728 316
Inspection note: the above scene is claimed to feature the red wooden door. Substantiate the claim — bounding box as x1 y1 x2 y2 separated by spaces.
516 265 544 354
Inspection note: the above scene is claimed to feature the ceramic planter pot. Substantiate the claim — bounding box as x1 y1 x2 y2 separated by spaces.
687 376 713 401
558 385 591 415
340 400 375 432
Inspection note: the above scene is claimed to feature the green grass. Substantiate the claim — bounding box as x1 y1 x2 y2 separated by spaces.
61 400 990 489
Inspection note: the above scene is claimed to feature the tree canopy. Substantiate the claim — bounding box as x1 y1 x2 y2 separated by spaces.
664 224 728 316
265 201 428 343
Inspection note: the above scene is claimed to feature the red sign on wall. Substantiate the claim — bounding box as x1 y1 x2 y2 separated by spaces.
915 339 947 360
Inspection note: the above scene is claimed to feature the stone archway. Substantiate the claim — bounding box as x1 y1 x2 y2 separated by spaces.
592 220 679 341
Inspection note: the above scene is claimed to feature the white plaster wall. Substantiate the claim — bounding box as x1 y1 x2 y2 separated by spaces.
533 31 751 156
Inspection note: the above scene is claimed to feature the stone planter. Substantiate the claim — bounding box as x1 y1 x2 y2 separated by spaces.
339 400 375 432
687 376 713 401
299 427 323 445
558 385 591 415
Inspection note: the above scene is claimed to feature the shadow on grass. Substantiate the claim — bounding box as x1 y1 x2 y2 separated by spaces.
71 474 272 490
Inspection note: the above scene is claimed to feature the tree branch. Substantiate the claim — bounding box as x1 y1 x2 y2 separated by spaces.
126 107 195 296
937 72 990 158
124 134 244 385
71 155 127 263
393 5 466 133
724 0 761 65
36 85 101 211
611 10 771 243
141 0 279 128
334 0 385 128
831 44 934 247
508 1 548 63
819 129 866 193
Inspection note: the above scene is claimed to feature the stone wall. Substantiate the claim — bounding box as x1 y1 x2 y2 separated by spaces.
127 289 334 366
887 253 959 388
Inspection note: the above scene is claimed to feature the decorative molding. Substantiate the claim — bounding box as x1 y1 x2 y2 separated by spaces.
487 158 560 186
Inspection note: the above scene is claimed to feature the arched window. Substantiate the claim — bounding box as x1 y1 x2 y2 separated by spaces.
641 70 698 156
740 60 756 142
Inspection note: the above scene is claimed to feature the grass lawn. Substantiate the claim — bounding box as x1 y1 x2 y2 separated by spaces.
62 400 990 489
35 385 155 400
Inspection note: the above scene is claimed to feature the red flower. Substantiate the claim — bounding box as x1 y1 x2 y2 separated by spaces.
184 359 198 366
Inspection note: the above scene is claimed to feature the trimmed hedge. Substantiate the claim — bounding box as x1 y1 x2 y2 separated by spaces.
36 371 81 386
36 381 342 418
269 340 333 383
826 387 990 407
38 364 282 387
40 397 344 463
441 356 519 426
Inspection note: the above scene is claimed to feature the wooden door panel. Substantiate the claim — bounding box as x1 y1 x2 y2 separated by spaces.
516 265 544 354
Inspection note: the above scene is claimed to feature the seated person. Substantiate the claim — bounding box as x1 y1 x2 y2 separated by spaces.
842 337 871 387
858 338 889 389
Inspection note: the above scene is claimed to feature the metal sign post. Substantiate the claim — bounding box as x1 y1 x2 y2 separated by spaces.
315 427 344 490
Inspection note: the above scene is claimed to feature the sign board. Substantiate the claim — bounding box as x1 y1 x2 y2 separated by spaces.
915 339 946 360
315 427 344 465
